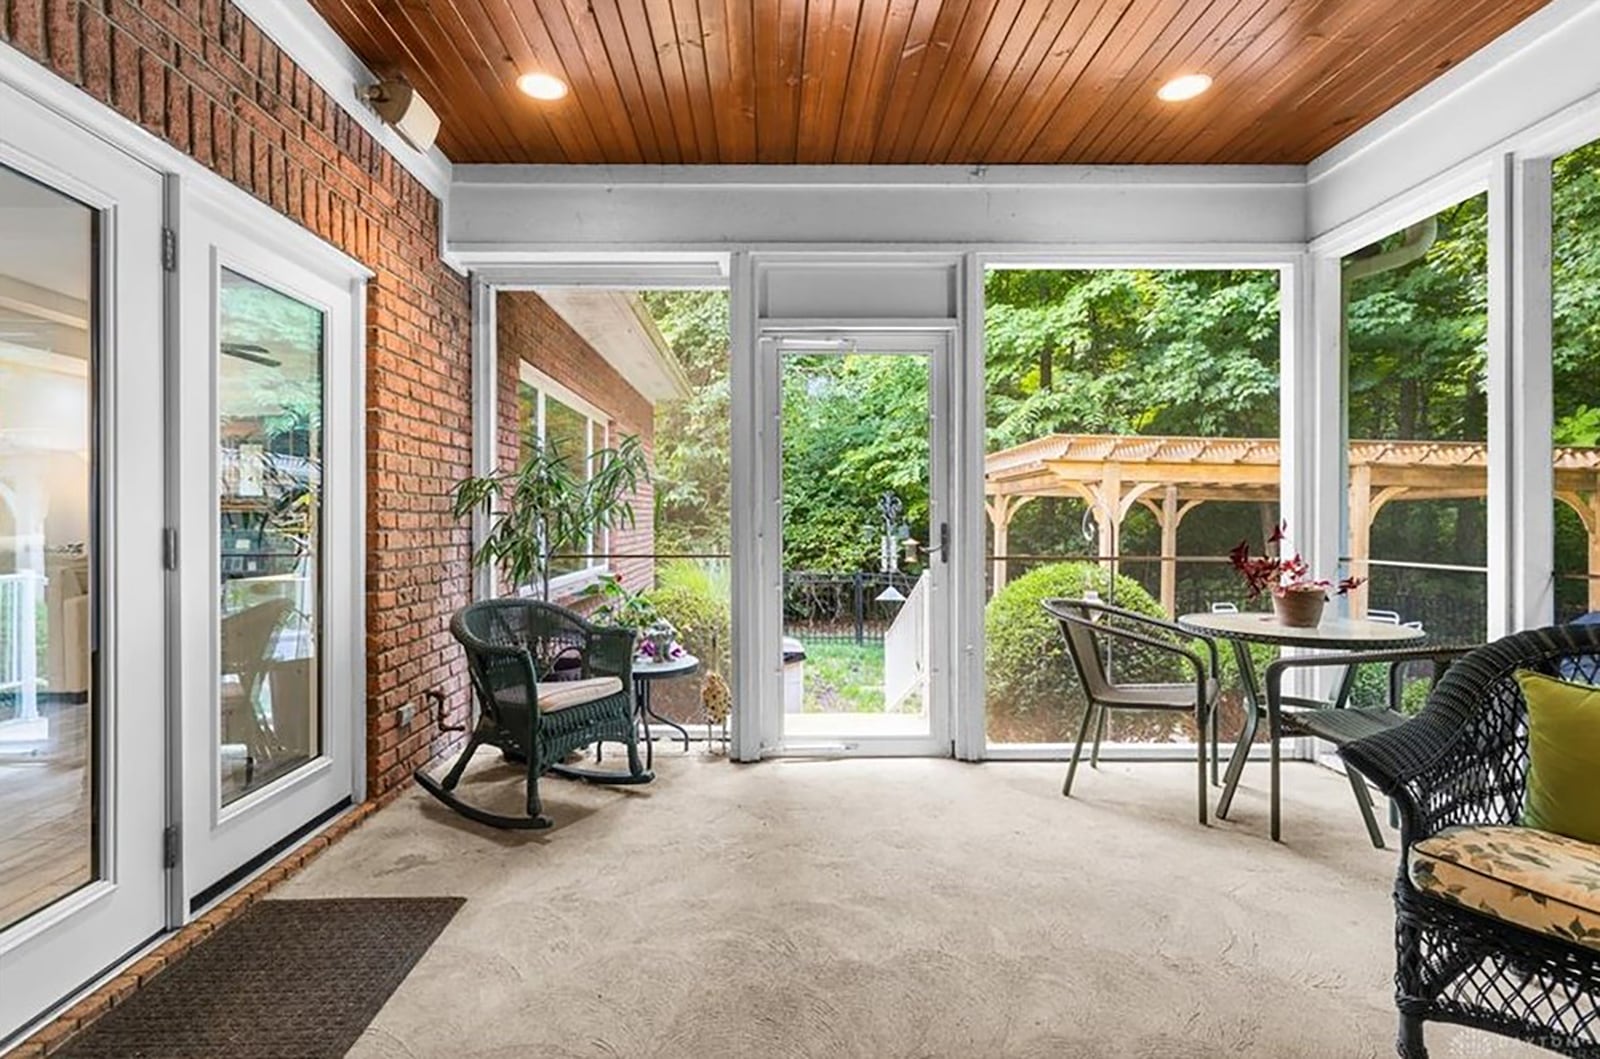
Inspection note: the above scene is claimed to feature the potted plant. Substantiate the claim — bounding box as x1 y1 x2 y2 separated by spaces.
1228 522 1364 628
574 575 686 661
452 429 649 601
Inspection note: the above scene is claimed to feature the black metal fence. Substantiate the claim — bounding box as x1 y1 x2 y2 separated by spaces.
782 570 919 645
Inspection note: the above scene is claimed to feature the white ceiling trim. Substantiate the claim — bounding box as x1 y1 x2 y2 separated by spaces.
231 0 452 201
1306 0 1600 248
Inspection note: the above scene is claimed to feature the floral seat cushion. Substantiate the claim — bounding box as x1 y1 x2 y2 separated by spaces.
1410 825 1600 951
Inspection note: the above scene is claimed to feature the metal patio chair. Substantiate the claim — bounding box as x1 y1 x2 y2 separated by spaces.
416 599 651 830
1043 598 1220 825
1254 644 1473 847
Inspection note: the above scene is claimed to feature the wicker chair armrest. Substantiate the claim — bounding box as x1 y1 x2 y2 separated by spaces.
1338 720 1447 796
1337 645 1521 844
586 626 636 681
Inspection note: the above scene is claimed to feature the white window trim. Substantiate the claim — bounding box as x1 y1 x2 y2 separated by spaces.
514 361 613 591
517 362 609 424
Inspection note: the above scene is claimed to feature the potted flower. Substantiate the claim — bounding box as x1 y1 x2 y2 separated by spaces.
1228 522 1364 628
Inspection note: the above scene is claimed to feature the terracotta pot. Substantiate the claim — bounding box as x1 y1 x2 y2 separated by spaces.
1272 587 1326 628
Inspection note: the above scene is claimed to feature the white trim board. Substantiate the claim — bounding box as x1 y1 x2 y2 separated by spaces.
447 166 1309 250
230 0 452 201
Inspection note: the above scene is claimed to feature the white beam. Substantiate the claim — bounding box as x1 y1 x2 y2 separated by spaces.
448 165 1307 251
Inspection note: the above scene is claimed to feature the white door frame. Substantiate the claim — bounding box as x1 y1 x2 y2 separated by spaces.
754 327 958 758
174 181 367 907
0 82 168 1045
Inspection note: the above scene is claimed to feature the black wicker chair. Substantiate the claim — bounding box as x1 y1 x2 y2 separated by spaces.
1043 598 1220 825
416 599 652 830
1341 623 1600 1058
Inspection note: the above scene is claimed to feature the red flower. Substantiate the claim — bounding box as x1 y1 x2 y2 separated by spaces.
1228 522 1362 601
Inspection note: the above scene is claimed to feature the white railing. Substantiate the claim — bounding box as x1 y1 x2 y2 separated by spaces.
0 571 41 719
882 573 928 712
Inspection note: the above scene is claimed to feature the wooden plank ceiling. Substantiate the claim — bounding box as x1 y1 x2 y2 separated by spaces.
309 0 1552 165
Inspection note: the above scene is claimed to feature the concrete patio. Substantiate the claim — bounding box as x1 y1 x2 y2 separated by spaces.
282 755 1542 1059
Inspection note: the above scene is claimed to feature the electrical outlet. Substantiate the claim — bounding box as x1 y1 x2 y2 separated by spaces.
399 702 416 727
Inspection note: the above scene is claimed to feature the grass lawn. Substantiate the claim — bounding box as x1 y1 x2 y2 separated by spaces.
796 640 885 713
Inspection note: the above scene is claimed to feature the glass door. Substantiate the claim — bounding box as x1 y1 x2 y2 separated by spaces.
770 332 953 754
177 194 359 905
0 100 168 1043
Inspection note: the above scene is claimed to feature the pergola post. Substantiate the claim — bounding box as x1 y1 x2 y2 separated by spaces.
987 496 1011 593
1160 486 1179 617
1590 491 1600 613
1348 463 1372 618
1096 464 1122 583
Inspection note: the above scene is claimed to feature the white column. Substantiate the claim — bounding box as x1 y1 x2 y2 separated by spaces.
469 274 498 604
1488 153 1555 638
955 251 987 762
728 251 769 762
1281 254 1345 713
1281 255 1344 600
1511 156 1555 631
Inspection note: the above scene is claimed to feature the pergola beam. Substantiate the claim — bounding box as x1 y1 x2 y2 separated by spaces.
987 434 1600 618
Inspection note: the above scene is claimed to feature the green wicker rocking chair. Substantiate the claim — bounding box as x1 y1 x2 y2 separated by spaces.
416 598 652 829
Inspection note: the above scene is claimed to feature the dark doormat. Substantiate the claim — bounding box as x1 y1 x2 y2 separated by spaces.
56 897 465 1059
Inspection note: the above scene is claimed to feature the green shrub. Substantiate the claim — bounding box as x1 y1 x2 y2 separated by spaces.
647 559 731 672
985 562 1168 743
1346 660 1442 716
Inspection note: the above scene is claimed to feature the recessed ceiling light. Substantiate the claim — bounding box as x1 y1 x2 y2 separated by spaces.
1157 74 1212 102
517 72 568 101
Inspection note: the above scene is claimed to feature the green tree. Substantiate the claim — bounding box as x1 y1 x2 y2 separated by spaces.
641 291 732 556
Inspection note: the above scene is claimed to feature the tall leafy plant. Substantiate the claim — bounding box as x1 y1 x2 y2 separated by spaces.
453 429 649 600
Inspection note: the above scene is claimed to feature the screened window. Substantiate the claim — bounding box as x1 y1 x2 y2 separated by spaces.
1341 192 1490 644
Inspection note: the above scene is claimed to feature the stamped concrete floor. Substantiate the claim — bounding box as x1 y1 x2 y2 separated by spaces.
280 753 1545 1059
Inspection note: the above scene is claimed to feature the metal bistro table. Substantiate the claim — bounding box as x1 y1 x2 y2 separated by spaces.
632 653 699 768
1176 611 1426 838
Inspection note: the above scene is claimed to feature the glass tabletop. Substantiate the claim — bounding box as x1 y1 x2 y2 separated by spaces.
1176 611 1427 650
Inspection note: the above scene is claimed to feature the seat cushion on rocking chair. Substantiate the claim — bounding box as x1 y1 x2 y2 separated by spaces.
1409 825 1600 951
533 676 624 713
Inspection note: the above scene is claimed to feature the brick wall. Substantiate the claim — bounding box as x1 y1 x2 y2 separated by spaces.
496 291 656 597
0 0 474 797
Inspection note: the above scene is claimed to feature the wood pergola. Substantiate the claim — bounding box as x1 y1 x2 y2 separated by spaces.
985 434 1600 616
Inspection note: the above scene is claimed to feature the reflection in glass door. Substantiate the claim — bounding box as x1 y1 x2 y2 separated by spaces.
179 194 358 905
0 99 168 1045
0 165 97 931
775 335 950 752
217 269 323 804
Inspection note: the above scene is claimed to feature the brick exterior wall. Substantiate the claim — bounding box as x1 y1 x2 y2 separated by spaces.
496 291 656 598
0 0 474 799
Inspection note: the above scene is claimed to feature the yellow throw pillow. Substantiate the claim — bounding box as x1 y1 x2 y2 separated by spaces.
1514 669 1600 847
